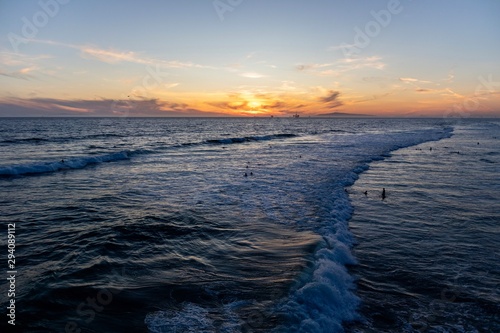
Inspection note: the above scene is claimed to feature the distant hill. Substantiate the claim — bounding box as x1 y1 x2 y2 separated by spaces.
314 112 374 118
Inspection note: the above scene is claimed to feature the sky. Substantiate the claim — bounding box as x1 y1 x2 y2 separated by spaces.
0 0 499 117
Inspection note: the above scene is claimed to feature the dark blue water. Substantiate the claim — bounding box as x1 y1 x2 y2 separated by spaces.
0 118 496 332
346 121 500 333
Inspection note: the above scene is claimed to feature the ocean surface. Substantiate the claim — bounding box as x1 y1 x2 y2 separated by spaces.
0 118 498 333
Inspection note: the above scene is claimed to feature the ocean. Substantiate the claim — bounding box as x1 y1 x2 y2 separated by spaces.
0 118 498 333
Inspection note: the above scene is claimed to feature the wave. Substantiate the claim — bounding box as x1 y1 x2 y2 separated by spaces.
0 137 49 144
143 126 454 333
0 151 131 177
0 133 300 178
2 132 298 147
0 133 126 145
273 127 454 333
204 133 298 145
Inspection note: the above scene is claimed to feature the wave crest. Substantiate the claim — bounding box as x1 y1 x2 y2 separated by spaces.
0 151 130 177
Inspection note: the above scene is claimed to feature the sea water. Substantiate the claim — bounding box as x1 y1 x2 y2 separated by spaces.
0 118 497 332
346 120 500 333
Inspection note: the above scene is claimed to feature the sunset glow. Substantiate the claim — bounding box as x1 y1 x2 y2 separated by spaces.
1 0 499 117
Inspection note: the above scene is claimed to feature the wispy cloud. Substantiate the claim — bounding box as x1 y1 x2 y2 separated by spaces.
328 43 357 52
297 56 385 76
442 88 464 99
399 77 434 84
280 81 297 90
319 90 343 108
399 76 437 94
296 63 333 71
81 46 208 68
445 70 455 83
27 39 212 69
0 51 53 80
0 51 52 66
338 56 385 70
399 77 419 83
0 69 34 80
80 47 142 64
240 72 266 79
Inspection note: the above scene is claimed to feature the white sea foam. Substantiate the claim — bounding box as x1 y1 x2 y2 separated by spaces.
0 151 130 176
273 128 453 332
145 301 247 333
144 127 454 333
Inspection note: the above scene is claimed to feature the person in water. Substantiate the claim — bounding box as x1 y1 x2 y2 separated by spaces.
382 188 386 200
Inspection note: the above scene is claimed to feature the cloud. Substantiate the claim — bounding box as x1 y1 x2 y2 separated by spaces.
164 83 180 89
0 52 52 67
0 69 33 80
297 56 385 76
0 98 92 115
442 88 464 99
280 81 297 90
240 72 266 79
28 39 211 69
318 70 339 76
445 70 455 83
399 77 432 84
207 92 303 115
296 63 333 72
81 46 209 69
0 51 53 80
399 77 419 83
0 97 231 117
161 101 189 111
80 47 140 64
319 90 343 108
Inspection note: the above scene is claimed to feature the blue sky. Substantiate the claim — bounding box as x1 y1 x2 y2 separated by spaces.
1 0 499 116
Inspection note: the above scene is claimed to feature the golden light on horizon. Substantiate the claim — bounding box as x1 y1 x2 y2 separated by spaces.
247 100 262 110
